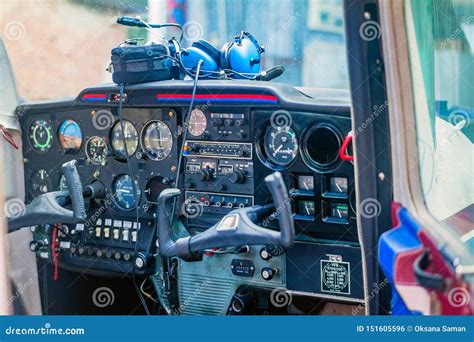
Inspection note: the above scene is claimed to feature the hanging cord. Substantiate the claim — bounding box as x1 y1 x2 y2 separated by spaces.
168 59 203 226
118 83 151 315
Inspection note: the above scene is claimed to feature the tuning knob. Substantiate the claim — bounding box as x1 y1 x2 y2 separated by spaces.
134 252 153 270
261 267 278 281
229 169 245 184
197 168 212 181
260 247 272 261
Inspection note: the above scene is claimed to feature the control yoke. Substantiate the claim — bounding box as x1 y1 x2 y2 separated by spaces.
7 160 86 232
156 171 294 258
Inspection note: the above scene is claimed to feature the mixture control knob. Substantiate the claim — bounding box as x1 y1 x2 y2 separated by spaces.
229 169 245 184
261 267 278 281
134 252 153 270
197 168 213 181
260 247 272 261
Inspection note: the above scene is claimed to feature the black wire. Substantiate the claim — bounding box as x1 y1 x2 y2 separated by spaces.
168 59 203 226
118 83 151 316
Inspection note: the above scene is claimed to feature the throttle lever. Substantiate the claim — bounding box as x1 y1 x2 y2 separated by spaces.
61 160 86 221
156 171 294 258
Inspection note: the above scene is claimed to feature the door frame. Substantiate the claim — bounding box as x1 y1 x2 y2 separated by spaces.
344 0 394 315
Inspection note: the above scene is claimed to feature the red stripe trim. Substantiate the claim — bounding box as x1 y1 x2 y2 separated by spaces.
156 93 278 101
82 93 107 99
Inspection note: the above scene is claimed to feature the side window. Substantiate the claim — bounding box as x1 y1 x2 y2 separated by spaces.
405 1 473 248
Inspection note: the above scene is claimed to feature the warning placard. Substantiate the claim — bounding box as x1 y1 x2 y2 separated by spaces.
320 259 350 295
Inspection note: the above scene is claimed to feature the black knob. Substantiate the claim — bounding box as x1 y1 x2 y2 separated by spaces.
212 118 223 127
185 180 195 189
223 119 233 127
260 247 272 261
29 241 43 252
197 168 212 181
229 170 245 183
261 267 277 281
134 252 153 270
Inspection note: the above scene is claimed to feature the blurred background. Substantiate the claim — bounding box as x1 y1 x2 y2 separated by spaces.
0 0 349 101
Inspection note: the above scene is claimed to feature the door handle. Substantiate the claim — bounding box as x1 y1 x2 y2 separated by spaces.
413 249 445 291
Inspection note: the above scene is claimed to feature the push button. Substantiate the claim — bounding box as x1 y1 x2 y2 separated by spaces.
113 229 120 240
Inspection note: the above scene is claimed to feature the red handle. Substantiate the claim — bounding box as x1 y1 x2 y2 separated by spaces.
339 131 354 162
51 225 59 281
0 125 19 150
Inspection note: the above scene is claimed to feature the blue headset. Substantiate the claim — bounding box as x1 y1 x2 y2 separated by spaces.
220 32 265 76
178 31 265 78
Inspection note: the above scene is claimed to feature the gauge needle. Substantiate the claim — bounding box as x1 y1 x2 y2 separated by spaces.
305 206 310 215
118 189 131 194
336 183 342 192
303 181 309 190
273 145 283 156
337 209 342 218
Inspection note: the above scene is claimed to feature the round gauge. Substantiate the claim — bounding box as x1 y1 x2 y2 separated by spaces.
112 174 141 210
85 136 108 164
263 126 298 166
188 109 207 137
30 169 52 197
29 119 53 152
141 120 173 161
58 119 83 152
111 120 138 158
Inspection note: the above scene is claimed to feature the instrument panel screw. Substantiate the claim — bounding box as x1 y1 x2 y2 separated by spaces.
168 111 174 117
170 165 177 172
93 171 100 179
378 172 385 181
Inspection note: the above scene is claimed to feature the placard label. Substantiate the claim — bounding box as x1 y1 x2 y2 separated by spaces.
320 259 350 295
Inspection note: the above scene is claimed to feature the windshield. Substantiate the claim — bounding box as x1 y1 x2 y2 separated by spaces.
0 0 349 101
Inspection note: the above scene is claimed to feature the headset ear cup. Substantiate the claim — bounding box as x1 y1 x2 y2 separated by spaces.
220 42 232 70
168 38 180 58
192 40 221 66
225 33 263 75
179 40 221 75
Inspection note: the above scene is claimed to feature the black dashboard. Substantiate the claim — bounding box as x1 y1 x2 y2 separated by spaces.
20 80 364 305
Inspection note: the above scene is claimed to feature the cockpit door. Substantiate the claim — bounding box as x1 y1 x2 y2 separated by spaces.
0 38 42 315
376 0 473 315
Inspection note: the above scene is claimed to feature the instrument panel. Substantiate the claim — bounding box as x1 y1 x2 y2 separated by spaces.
20 81 363 302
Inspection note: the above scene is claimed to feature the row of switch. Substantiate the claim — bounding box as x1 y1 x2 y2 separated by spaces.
93 226 138 243
70 246 132 261
69 247 153 271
